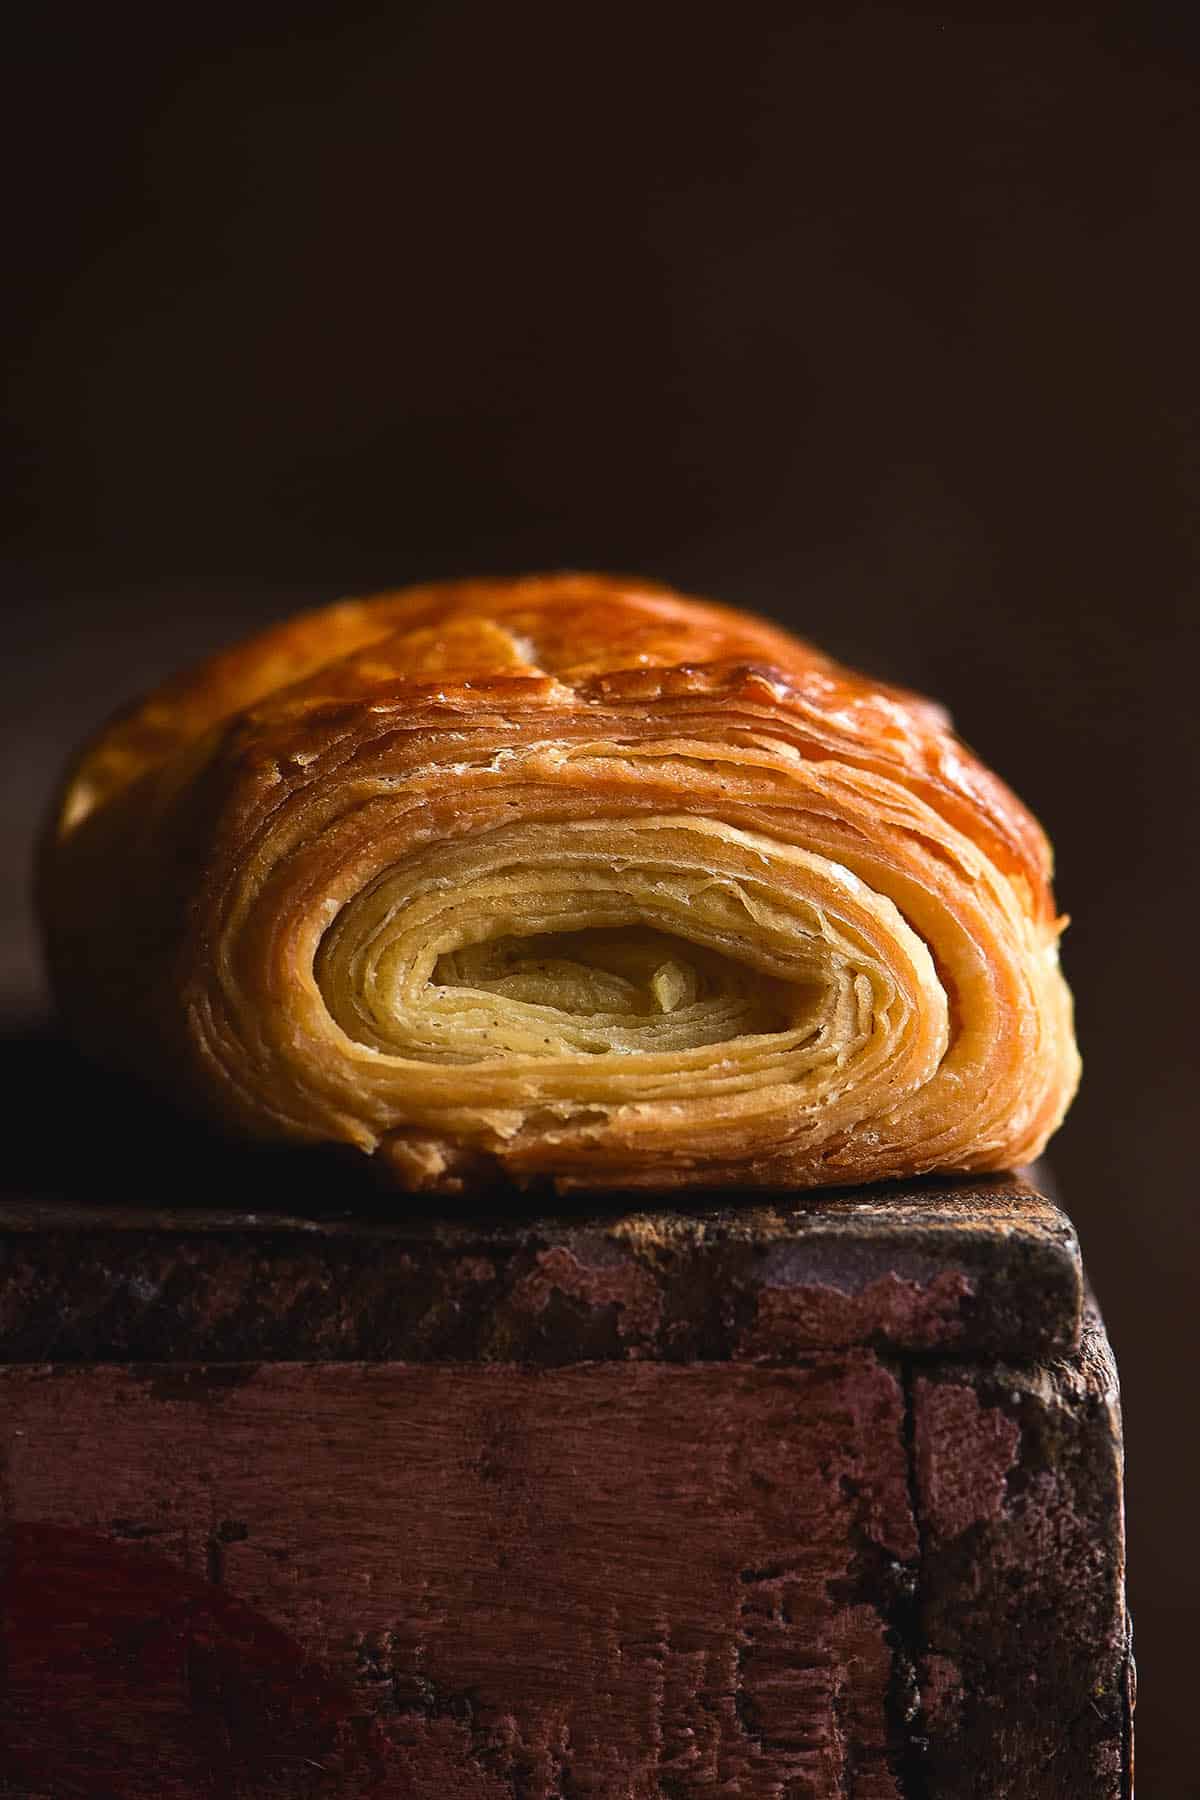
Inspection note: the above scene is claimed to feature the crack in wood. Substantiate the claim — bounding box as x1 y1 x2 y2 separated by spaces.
893 1363 930 1800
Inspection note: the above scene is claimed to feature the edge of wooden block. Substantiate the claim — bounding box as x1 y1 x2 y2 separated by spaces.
0 1168 1083 1364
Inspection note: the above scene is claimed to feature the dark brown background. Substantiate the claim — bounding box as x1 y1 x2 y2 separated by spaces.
5 7 1197 1788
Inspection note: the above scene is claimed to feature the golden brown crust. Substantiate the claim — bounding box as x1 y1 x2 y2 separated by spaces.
40 573 1079 1194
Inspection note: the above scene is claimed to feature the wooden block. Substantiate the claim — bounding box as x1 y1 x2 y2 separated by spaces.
0 1170 1130 1798
0 1172 1082 1364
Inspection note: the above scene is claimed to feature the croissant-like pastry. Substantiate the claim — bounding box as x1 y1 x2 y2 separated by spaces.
41 574 1079 1194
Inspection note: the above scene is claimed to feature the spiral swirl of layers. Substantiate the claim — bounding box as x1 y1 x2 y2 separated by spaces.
41 575 1079 1193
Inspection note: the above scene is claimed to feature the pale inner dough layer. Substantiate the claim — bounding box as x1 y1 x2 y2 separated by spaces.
311 816 950 1153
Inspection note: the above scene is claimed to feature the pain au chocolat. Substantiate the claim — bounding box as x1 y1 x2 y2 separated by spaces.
41 574 1079 1194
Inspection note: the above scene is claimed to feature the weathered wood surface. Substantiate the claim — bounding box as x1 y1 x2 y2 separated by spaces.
912 1304 1131 1797
0 1171 1081 1364
2 1356 917 1797
0 1330 1130 1797
0 1163 1130 1797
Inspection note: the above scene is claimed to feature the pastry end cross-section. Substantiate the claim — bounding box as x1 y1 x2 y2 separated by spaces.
40 573 1080 1194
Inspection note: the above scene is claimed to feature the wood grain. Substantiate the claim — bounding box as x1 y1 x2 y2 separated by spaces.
2 1357 915 1798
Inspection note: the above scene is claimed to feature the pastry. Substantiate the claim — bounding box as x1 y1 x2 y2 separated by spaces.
40 574 1079 1193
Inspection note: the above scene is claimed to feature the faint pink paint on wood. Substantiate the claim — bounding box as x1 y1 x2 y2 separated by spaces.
914 1379 1021 1543
740 1268 973 1356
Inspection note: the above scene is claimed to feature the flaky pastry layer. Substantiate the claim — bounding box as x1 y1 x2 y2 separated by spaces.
40 574 1079 1193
